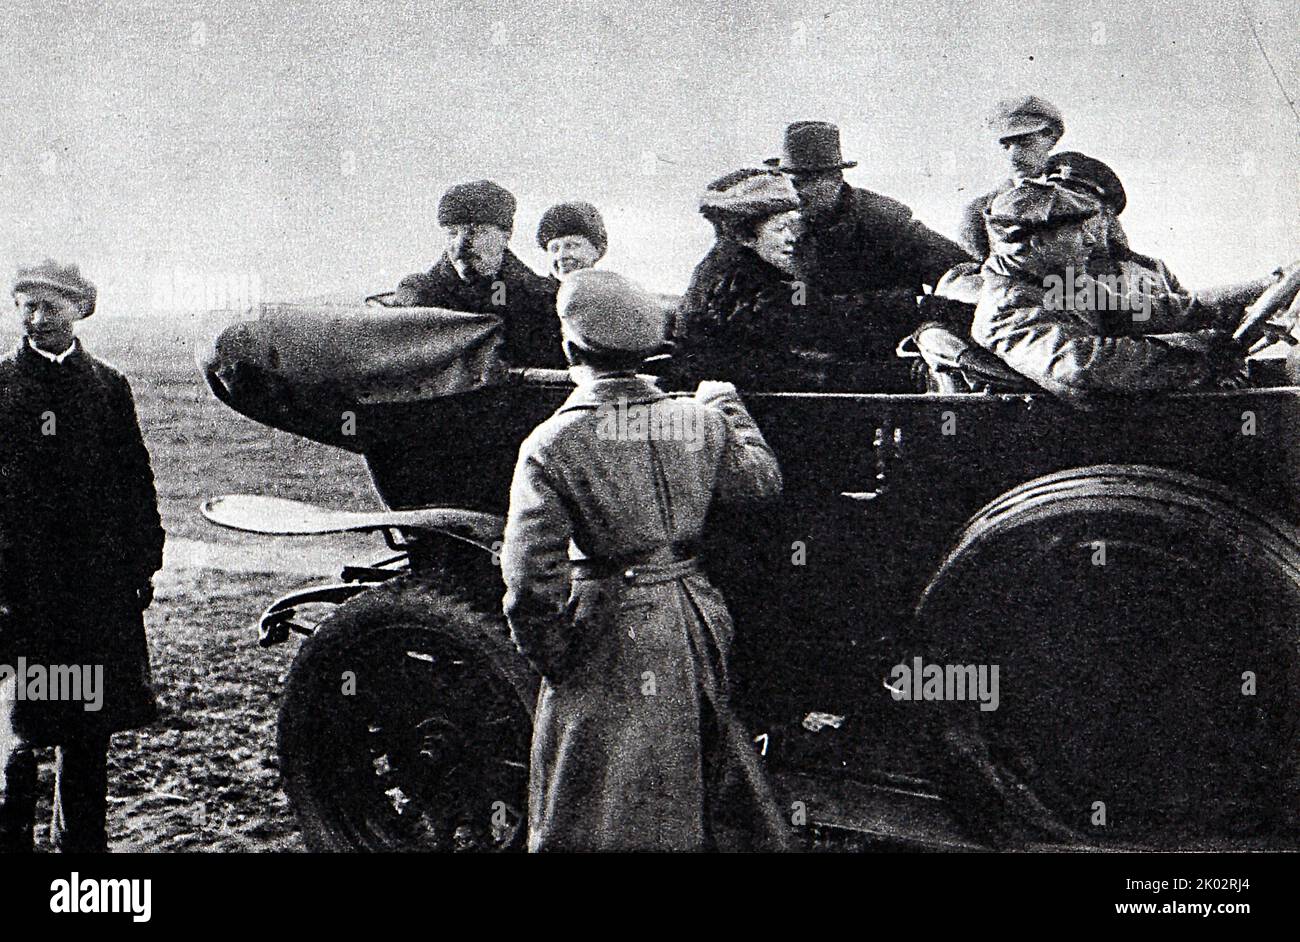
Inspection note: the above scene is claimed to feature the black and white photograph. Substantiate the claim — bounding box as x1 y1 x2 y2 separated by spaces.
0 0 1296 925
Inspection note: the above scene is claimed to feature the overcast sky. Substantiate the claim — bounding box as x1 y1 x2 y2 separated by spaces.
1 0 1296 315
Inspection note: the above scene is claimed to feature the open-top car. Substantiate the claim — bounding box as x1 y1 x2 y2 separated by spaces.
197 297 1300 852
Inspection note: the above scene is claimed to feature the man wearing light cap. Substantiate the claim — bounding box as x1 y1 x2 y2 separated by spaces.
500 268 790 851
971 183 1251 406
392 179 564 367
536 200 607 284
958 95 1066 260
0 260 164 852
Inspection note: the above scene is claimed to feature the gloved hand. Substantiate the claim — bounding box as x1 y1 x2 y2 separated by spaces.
1205 332 1250 389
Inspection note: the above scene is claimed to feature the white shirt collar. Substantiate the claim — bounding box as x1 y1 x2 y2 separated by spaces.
28 337 78 364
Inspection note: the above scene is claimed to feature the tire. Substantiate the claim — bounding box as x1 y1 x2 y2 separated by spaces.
277 572 538 852
914 464 1300 849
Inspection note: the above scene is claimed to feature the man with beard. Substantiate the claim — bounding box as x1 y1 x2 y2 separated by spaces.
392 179 564 367
536 201 607 284
765 121 971 390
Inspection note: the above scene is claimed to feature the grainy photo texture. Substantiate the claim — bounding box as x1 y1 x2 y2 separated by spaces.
0 0 1297 876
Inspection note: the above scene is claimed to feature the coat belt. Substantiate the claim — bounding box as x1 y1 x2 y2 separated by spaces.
572 545 701 585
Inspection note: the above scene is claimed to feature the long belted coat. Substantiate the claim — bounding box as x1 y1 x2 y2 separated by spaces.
500 373 791 851
0 340 165 745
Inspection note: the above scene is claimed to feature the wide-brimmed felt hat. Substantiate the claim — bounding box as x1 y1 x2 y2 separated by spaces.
764 121 857 174
12 259 97 318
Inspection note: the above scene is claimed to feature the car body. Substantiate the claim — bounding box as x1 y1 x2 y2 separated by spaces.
198 303 1300 851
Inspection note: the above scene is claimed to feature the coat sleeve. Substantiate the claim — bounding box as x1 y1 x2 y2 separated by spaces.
391 272 430 307
0 399 14 610
866 191 971 289
111 372 165 585
897 216 973 288
971 283 1217 406
957 195 992 261
500 437 575 664
696 390 783 501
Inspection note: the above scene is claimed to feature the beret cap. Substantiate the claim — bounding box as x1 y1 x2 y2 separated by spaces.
556 269 668 356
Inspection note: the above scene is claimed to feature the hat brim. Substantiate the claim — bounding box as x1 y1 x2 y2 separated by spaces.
763 157 857 173
985 210 1096 232
991 117 1056 141
12 277 95 317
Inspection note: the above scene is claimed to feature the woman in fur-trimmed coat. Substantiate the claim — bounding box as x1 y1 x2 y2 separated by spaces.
671 169 815 391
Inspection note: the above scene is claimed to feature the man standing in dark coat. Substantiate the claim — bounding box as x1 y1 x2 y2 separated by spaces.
765 121 972 390
0 260 165 853
392 179 565 368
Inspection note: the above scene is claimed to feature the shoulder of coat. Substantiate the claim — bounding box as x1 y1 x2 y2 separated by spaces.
501 252 551 291
849 186 914 227
518 409 585 460
81 349 130 386
961 187 1001 219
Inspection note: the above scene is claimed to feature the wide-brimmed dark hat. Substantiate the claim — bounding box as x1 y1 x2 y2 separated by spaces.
764 121 857 174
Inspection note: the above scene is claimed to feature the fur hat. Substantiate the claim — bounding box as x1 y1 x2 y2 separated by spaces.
536 201 608 255
12 259 97 318
437 180 516 231
699 169 800 229
556 269 668 356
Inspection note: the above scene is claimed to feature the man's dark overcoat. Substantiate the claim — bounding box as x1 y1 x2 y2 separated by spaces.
0 341 165 744
394 251 564 368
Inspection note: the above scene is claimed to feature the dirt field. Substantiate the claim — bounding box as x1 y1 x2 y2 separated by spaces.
4 314 382 852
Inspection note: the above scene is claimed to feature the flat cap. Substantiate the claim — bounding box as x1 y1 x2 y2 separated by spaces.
437 180 516 231
12 259 97 318
1045 151 1127 215
985 180 1100 235
986 94 1064 140
556 269 668 356
536 201 608 254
